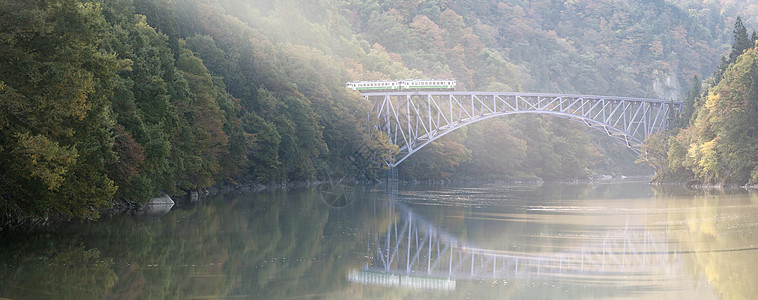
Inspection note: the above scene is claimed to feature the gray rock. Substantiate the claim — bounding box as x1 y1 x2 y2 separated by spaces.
143 194 174 217
148 194 175 206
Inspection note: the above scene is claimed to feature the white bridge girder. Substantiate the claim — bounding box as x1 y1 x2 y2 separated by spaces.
363 92 683 167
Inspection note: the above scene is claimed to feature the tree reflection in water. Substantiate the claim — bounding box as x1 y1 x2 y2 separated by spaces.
0 183 757 299
0 189 367 299
662 190 758 300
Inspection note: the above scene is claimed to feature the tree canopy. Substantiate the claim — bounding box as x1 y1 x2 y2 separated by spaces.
641 18 758 186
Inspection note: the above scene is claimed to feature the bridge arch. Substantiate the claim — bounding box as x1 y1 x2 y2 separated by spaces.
363 92 682 167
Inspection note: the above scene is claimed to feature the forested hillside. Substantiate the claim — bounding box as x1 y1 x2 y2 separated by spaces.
0 0 395 220
642 17 758 186
0 0 752 220
337 0 738 180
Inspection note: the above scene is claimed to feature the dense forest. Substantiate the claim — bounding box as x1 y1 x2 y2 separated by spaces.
0 0 395 220
0 0 754 220
642 17 758 186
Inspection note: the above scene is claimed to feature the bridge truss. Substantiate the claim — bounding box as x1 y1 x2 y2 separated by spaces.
363 92 683 167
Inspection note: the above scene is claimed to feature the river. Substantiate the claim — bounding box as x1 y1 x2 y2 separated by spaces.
1 181 757 299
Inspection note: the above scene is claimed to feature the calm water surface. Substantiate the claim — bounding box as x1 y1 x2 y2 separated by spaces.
1 181 758 299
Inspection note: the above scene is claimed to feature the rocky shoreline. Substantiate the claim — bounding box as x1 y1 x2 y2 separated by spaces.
7 175 753 233
0 180 331 233
650 181 758 191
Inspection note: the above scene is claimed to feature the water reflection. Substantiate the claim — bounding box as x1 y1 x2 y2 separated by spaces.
0 183 757 299
1 190 355 299
0 243 116 300
319 183 357 208
665 191 758 300
350 182 758 299
353 197 683 294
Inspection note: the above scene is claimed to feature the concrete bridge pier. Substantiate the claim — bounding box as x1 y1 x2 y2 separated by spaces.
384 167 398 195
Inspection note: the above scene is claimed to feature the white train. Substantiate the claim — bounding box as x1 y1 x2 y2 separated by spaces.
346 79 456 92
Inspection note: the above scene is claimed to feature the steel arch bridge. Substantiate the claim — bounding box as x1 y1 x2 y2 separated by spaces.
363 92 683 167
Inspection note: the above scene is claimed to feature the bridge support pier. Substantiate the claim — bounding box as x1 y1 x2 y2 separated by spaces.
383 168 398 195
385 167 398 181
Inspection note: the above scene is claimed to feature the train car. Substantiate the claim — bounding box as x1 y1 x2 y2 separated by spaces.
345 80 400 91
346 79 456 92
400 79 456 91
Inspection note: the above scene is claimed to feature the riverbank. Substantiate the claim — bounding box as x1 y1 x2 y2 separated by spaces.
0 179 333 233
651 180 758 191
397 173 652 186
4 174 731 233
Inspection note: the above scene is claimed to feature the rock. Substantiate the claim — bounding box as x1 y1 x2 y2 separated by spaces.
190 191 199 202
148 194 175 206
142 194 174 217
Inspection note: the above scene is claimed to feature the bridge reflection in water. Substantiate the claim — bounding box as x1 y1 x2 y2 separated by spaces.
348 199 682 291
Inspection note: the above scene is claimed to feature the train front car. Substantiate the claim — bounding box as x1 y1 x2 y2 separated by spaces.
345 80 399 92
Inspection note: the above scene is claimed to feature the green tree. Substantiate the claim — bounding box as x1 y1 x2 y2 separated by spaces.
680 75 701 128
171 45 230 190
0 0 119 219
729 16 751 64
651 40 758 185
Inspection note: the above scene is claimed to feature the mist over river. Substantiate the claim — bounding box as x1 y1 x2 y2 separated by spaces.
2 181 757 299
